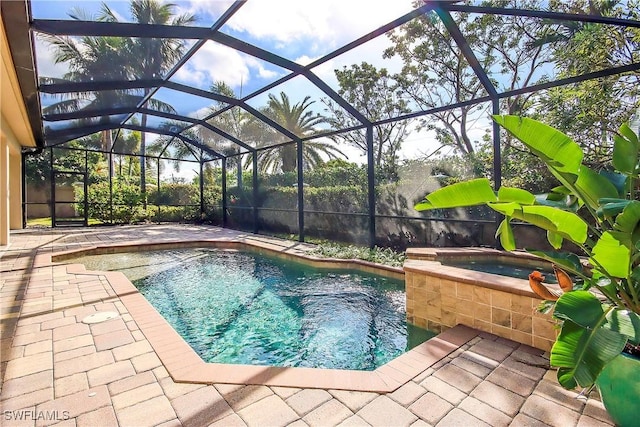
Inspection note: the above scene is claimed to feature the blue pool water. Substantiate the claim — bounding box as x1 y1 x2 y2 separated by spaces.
444 260 558 283
75 248 434 370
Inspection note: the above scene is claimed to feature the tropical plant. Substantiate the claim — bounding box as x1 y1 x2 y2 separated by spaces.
534 0 640 170
201 81 263 188
40 26 132 158
99 0 196 198
256 92 345 173
311 242 406 268
323 62 412 181
414 115 640 391
40 2 184 176
385 0 552 156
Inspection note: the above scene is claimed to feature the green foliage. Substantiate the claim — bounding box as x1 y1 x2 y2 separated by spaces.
24 144 105 185
311 242 406 268
259 160 367 188
78 180 145 224
324 62 412 180
534 1 640 170
384 0 552 155
304 186 367 211
149 205 199 222
415 115 640 390
148 183 199 205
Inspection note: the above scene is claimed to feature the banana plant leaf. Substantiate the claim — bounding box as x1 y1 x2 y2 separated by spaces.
552 319 627 389
496 218 515 250
497 187 536 204
596 200 633 220
526 250 584 276
613 201 640 244
552 292 635 388
575 167 620 211
613 129 639 175
606 309 640 345
591 232 631 278
489 204 588 245
414 178 496 210
492 116 583 193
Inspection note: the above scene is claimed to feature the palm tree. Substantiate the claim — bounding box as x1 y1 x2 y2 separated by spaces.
201 81 264 187
257 92 344 173
100 0 196 200
41 29 133 159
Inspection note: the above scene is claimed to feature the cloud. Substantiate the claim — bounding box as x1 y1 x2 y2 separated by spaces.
219 0 415 48
178 0 237 24
34 38 72 79
171 40 286 94
189 106 214 120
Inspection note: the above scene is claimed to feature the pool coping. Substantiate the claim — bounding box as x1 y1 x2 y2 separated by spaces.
39 238 480 392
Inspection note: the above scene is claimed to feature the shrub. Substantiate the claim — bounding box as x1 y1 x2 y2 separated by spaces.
78 180 145 224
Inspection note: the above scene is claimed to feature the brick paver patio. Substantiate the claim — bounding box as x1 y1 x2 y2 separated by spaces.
1 225 614 426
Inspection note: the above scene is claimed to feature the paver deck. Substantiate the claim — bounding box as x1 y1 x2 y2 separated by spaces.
1 224 614 426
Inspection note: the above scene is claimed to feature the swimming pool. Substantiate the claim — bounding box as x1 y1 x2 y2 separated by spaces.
74 247 434 370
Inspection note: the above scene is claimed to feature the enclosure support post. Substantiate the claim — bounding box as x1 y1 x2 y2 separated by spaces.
21 151 26 228
222 158 227 227
492 98 502 249
297 140 305 242
83 150 88 226
108 151 113 224
156 159 161 223
252 154 258 234
50 147 55 227
199 160 204 220
492 99 501 191
366 125 376 248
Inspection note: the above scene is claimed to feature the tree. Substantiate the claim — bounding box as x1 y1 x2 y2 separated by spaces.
256 92 344 173
40 26 132 161
384 0 552 157
41 2 184 180
201 81 263 188
533 0 640 169
323 62 412 181
99 0 196 200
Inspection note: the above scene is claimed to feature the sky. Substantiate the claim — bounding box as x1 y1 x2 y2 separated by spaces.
31 0 494 179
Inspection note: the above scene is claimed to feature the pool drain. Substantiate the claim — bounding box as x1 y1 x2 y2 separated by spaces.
82 311 119 324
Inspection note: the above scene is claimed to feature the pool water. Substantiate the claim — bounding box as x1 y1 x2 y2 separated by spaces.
444 260 558 283
74 248 434 370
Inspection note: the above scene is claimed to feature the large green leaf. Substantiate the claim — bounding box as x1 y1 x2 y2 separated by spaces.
599 171 627 197
613 133 638 174
489 204 588 244
553 291 605 328
575 167 619 210
596 200 632 221
496 218 515 251
497 187 535 204
613 200 640 244
551 319 628 389
492 115 583 179
414 178 496 210
618 123 639 147
591 232 631 278
605 307 640 345
547 230 563 250
526 250 583 275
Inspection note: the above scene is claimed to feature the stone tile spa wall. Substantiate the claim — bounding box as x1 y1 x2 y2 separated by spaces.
403 248 557 351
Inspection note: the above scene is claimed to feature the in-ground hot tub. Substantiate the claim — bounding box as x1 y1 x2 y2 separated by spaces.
403 247 558 350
